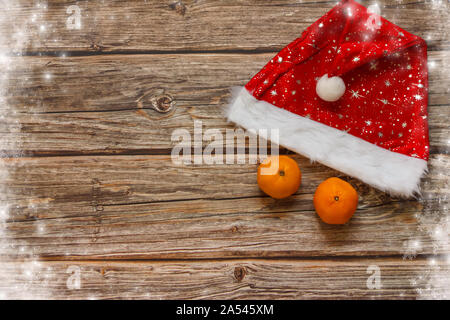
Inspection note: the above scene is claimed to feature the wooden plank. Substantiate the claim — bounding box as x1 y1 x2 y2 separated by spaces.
1 0 448 53
0 153 447 259
7 51 450 113
3 52 449 156
0 258 447 299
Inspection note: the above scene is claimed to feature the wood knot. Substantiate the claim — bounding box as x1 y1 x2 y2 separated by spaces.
234 266 246 282
169 0 186 15
137 89 176 114
90 43 103 51
154 94 175 113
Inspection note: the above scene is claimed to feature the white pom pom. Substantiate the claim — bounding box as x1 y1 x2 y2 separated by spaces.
316 74 346 102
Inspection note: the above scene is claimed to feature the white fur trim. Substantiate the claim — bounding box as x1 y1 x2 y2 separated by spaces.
226 87 427 197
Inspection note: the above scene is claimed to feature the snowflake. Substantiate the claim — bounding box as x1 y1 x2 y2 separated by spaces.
402 122 407 128
350 90 362 99
353 56 360 62
384 80 391 87
270 90 277 96
414 94 423 100
365 120 372 126
346 7 353 17
403 239 422 260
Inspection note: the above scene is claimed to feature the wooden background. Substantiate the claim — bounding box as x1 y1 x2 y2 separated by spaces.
0 0 449 299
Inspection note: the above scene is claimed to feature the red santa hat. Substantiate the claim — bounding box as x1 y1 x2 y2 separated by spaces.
227 0 429 197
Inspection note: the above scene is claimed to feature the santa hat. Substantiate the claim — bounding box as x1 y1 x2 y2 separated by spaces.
227 0 429 197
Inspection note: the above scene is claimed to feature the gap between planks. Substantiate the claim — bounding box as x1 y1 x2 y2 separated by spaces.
8 253 444 263
14 45 450 57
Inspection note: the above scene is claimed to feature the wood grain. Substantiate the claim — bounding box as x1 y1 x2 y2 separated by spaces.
0 258 447 299
1 0 448 53
2 52 449 156
1 0 449 299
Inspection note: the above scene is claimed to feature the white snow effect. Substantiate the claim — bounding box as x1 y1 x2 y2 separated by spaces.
0 0 53 299
406 154 450 299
